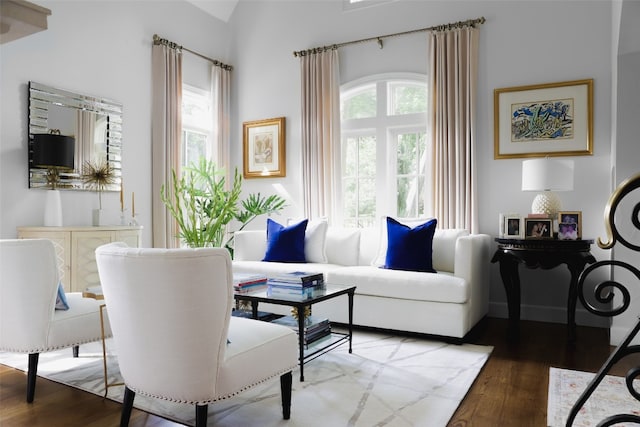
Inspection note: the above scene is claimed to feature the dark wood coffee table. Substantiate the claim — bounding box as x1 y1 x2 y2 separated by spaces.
234 283 356 381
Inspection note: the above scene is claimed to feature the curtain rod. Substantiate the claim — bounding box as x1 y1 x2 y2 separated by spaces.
293 16 485 57
153 34 233 71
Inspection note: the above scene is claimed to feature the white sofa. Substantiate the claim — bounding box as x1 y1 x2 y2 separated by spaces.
232 225 492 340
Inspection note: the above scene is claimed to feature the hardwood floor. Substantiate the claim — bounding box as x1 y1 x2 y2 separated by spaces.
1 317 637 427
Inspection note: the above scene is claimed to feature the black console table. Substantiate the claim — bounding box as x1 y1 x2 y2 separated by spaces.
491 238 595 341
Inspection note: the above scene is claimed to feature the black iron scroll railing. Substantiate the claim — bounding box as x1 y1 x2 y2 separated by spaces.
566 172 640 427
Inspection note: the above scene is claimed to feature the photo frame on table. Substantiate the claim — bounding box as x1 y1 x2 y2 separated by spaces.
502 214 522 238
557 211 582 240
494 79 593 159
243 117 286 178
524 218 553 239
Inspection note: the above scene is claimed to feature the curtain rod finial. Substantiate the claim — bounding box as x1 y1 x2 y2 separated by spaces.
377 37 383 49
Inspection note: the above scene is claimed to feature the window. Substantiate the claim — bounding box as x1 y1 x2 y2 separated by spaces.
339 74 428 227
181 85 213 169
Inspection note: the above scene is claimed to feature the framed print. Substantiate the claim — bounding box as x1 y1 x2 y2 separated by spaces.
558 211 582 239
524 218 553 239
502 214 522 238
243 117 286 178
494 79 593 159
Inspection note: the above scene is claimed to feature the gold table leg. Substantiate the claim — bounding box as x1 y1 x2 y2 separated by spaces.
100 304 123 398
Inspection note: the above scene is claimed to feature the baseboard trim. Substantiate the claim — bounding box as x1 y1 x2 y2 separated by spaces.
488 302 610 328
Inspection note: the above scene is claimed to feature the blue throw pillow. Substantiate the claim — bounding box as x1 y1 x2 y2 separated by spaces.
55 282 69 310
263 218 308 263
384 217 437 273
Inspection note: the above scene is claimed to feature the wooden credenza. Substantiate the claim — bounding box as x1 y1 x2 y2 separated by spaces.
17 226 143 293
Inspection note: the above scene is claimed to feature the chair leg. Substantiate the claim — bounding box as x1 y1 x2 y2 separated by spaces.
72 345 79 358
26 353 39 403
280 371 292 420
120 386 135 427
195 404 208 427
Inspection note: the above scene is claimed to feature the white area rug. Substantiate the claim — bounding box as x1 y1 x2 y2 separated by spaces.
1 330 491 427
547 367 640 427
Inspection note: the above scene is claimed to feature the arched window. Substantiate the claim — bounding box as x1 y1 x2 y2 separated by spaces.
339 73 428 227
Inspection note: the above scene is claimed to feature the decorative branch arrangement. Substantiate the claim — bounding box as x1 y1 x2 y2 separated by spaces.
81 160 116 210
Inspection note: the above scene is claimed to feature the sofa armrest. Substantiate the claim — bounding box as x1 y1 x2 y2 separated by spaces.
233 230 267 261
454 234 492 329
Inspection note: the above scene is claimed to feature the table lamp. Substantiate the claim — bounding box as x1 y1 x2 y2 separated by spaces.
32 132 75 226
521 157 574 217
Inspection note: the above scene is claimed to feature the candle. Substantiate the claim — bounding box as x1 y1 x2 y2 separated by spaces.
120 182 124 212
132 192 135 218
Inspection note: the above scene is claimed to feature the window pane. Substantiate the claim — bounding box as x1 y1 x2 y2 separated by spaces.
396 131 427 218
358 136 376 176
389 82 427 115
341 84 376 120
358 178 376 216
342 178 357 217
343 137 358 176
183 130 207 168
182 89 211 130
397 176 413 217
397 133 420 175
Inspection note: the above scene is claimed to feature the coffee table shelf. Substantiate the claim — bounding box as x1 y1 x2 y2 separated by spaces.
233 283 356 381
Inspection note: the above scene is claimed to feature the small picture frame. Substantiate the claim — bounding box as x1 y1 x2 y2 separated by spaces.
503 214 522 238
558 222 579 240
558 211 582 239
243 117 286 178
524 218 553 239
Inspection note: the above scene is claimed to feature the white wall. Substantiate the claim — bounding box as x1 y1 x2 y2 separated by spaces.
0 0 230 247
611 47 640 344
228 0 614 327
1 0 626 329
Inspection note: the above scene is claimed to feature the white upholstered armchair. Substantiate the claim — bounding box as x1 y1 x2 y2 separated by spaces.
0 238 111 402
95 243 298 427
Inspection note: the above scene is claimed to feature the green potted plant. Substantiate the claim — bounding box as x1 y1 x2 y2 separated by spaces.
160 157 286 251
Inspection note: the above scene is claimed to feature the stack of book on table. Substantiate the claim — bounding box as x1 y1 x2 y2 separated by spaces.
233 273 268 294
271 315 332 348
267 271 325 298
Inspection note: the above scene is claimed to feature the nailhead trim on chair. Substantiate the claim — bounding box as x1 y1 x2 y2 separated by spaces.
127 365 298 405
0 335 112 354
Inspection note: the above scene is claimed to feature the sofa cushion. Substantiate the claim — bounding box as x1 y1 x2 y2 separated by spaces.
384 217 437 273
432 229 469 272
263 219 307 263
325 227 360 266
288 218 328 263
326 266 468 304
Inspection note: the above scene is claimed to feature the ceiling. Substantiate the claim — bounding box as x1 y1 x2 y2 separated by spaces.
184 0 239 23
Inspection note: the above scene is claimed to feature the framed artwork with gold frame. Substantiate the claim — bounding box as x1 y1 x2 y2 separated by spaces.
494 79 593 159
243 117 286 178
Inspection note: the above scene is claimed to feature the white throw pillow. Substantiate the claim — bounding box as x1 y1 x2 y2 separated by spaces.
371 216 435 267
325 227 361 266
287 218 328 263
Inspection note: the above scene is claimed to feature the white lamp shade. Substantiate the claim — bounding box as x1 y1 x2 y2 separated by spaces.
521 158 574 192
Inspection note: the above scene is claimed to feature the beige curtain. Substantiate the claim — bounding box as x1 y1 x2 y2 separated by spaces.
151 43 182 248
299 49 341 222
428 26 479 233
211 65 232 183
